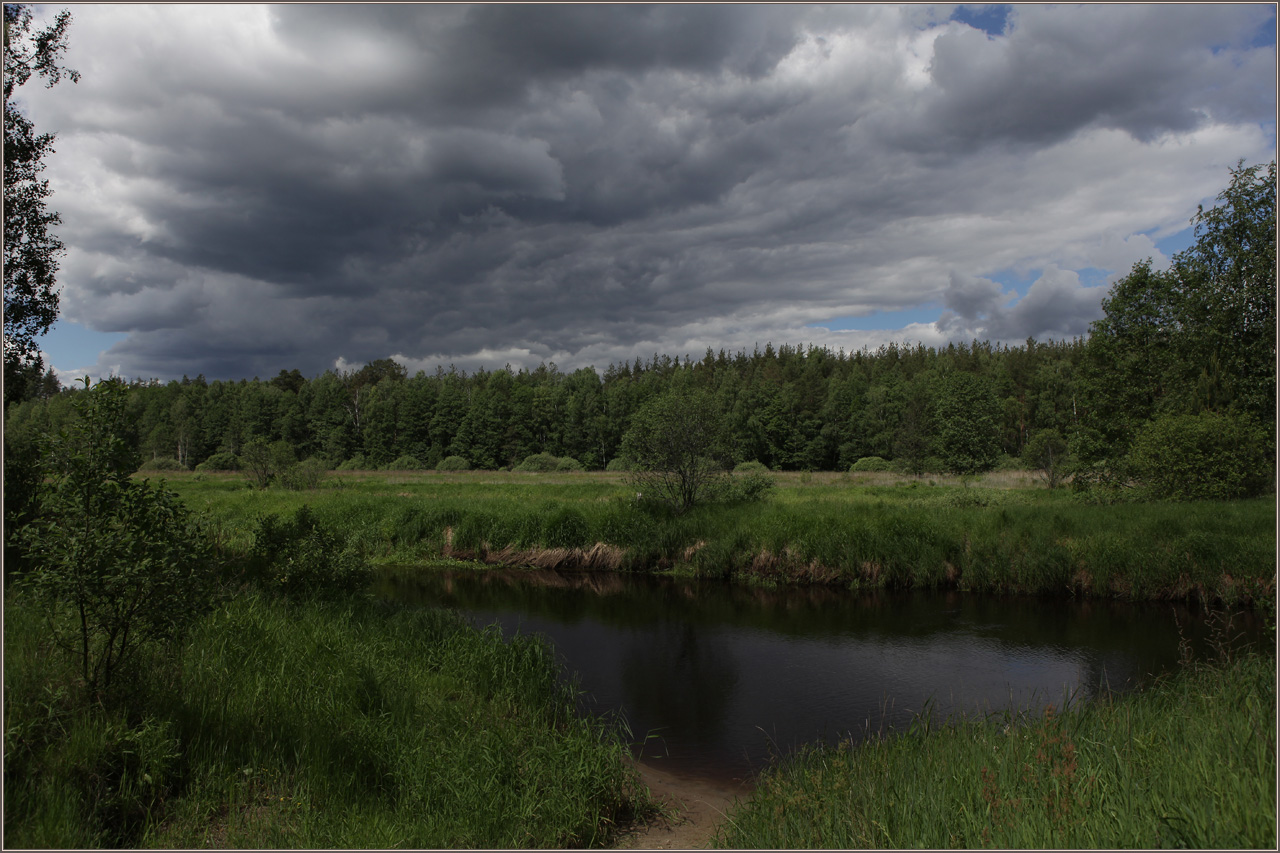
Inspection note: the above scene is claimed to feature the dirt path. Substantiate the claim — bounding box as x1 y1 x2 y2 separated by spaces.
613 761 752 850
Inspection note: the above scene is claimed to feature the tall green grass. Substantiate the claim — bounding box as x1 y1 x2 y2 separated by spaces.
712 651 1276 849
4 590 651 848
167 471 1275 606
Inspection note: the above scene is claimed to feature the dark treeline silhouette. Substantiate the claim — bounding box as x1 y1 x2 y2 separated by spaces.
0 337 1126 472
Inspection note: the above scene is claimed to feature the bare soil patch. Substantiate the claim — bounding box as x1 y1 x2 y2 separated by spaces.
614 760 752 850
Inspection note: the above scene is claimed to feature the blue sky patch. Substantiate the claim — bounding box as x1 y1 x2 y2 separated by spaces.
39 321 128 372
810 304 943 331
950 4 1011 37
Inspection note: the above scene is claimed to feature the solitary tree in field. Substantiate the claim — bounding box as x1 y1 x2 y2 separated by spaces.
621 388 728 514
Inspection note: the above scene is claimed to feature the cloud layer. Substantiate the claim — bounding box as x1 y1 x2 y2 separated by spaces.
19 3 1276 381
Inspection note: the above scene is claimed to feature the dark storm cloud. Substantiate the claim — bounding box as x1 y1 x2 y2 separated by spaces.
20 4 1277 382
906 4 1277 149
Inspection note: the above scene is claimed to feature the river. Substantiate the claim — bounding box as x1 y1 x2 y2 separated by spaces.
375 565 1266 784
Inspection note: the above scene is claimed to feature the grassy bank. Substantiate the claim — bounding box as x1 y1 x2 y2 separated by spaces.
712 649 1276 849
3 589 652 848
164 470 1274 606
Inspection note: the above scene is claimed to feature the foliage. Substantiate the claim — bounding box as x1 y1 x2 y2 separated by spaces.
1082 161 1277 453
239 438 296 488
555 456 584 472
247 505 370 600
1127 411 1270 501
3 4 79 408
279 456 327 491
933 371 1001 477
1023 428 1069 489
622 388 729 514
717 470 775 504
336 453 367 471
384 454 425 470
137 456 185 472
849 456 895 472
515 452 563 472
605 457 632 472
193 450 240 471
436 455 471 471
13 378 216 698
733 460 770 473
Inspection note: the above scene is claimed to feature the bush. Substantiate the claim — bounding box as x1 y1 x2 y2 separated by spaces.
733 460 770 473
555 456 584 472
14 378 216 698
436 455 471 472
516 452 561 473
1128 411 1270 500
280 457 328 491
137 456 185 472
194 451 240 472
385 455 426 471
1023 429 1069 488
849 456 894 473
721 471 775 503
336 454 367 471
248 505 371 600
605 457 633 472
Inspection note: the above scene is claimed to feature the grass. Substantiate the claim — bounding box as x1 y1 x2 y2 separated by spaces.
712 648 1276 849
3 589 653 849
163 469 1275 607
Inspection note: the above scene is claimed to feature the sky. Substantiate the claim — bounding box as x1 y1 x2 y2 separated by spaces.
14 3 1277 385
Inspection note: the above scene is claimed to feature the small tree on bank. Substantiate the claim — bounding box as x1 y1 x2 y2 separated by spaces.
15 378 216 698
621 388 728 514
1024 428 1070 489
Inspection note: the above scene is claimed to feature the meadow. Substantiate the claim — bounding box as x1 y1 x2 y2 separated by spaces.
3 588 654 849
165 468 1275 608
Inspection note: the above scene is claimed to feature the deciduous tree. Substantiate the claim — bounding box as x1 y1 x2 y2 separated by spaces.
4 5 79 408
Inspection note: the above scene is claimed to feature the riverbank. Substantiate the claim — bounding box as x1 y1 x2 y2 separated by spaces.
166 470 1275 608
711 647 1276 849
2 590 655 848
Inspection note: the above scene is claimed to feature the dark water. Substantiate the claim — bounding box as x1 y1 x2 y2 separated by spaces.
375 566 1267 783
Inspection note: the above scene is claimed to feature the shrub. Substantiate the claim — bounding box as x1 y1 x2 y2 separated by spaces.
1024 429 1069 488
605 457 633 472
240 439 296 489
721 471 775 503
385 455 426 471
850 456 895 473
336 454 367 471
137 456 185 472
436 455 471 472
516 452 561 473
1128 411 1270 500
194 451 240 472
734 460 770 473
555 456 584 472
14 378 216 698
280 457 328 491
249 505 371 600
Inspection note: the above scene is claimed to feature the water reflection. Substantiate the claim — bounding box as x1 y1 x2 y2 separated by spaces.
376 566 1265 782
